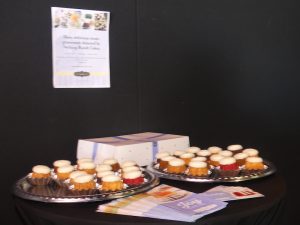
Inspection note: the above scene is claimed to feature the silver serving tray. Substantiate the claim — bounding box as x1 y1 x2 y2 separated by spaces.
147 160 276 183
13 170 159 203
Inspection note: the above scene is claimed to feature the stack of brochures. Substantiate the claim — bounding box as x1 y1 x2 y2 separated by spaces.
97 184 228 222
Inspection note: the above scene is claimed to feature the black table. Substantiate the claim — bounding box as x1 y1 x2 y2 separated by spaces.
14 173 286 225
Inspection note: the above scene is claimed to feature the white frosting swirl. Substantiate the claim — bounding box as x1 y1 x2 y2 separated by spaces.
186 146 201 154
156 152 170 159
173 150 185 156
180 153 194 159
69 171 87 179
197 150 211 157
161 156 176 162
120 161 137 168
207 146 222 154
169 158 185 166
246 156 263 163
191 157 207 162
57 165 74 173
97 170 114 178
122 166 140 173
219 150 233 157
227 144 243 151
73 174 94 183
210 154 224 162
219 157 236 165
96 164 112 172
243 148 259 157
102 174 121 182
188 161 207 168
123 170 142 179
234 153 248 160
53 160 71 167
78 162 96 170
32 165 50 174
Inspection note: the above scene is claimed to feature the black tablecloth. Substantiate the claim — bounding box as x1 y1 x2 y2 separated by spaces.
14 173 286 225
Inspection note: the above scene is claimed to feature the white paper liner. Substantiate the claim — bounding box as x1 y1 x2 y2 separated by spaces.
68 183 100 195
241 164 268 175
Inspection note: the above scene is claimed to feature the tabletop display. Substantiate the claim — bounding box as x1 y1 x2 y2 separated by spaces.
147 145 276 182
13 158 159 203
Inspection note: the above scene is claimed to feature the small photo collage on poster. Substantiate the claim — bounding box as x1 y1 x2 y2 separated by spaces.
53 8 108 31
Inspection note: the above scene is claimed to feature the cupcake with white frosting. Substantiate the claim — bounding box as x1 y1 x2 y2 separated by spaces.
173 150 185 158
243 148 259 157
244 157 265 171
69 171 87 184
121 166 140 174
123 170 144 186
120 160 137 169
185 146 201 154
78 161 96 174
234 153 248 167
96 170 115 183
56 165 74 180
155 152 170 163
77 158 93 165
53 160 71 172
159 156 176 170
180 152 195 165
167 158 186 174
28 165 52 185
207 146 222 154
187 161 209 176
53 165 75 187
71 174 97 195
191 157 207 162
218 157 240 177
208 154 224 167
219 150 233 157
103 158 120 172
227 144 243 154
96 164 112 173
197 150 211 158
101 174 124 192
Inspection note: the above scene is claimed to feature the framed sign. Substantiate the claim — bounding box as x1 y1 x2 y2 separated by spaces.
51 7 110 88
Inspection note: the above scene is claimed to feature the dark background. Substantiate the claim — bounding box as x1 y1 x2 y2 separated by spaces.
1 0 299 224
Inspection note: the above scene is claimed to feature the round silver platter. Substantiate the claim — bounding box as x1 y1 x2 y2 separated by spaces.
147 160 276 183
13 169 159 203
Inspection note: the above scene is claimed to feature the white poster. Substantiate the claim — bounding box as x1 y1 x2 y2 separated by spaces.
51 7 110 88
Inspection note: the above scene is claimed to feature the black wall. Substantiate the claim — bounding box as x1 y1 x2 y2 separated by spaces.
1 0 299 224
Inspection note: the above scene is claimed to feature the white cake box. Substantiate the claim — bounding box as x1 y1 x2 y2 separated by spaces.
76 132 190 166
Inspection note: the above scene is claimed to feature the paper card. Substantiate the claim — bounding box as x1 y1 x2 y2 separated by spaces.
162 193 227 216
141 184 227 217
203 185 264 201
51 7 110 88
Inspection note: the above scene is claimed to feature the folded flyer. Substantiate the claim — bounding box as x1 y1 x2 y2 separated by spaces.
200 185 264 201
97 184 227 222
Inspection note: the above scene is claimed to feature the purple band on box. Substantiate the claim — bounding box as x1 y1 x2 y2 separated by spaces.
113 136 130 141
92 143 98 160
152 141 158 159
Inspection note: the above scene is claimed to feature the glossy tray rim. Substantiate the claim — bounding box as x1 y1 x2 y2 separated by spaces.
13 169 160 203
146 160 276 183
